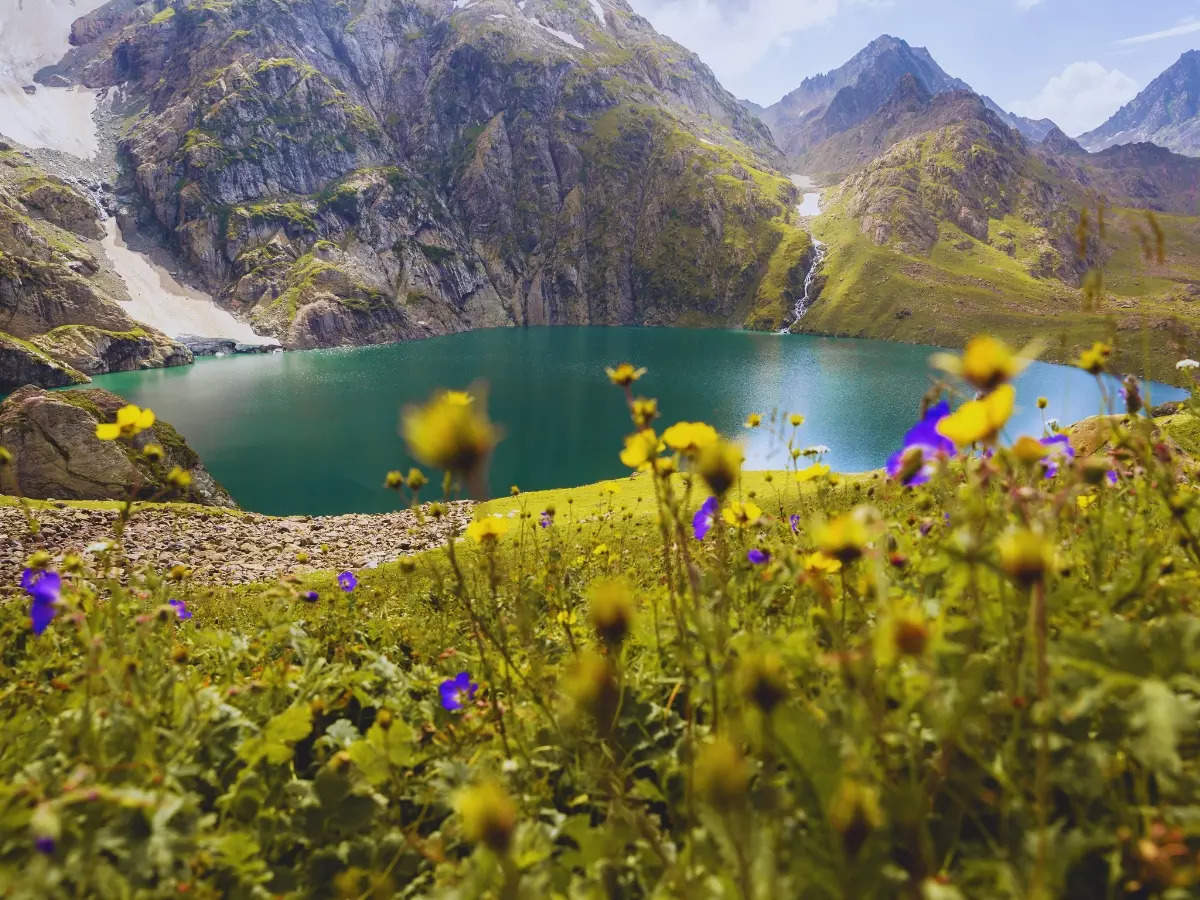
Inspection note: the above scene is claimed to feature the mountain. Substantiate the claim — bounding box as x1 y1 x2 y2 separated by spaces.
760 35 1055 162
1079 50 1200 156
33 0 818 349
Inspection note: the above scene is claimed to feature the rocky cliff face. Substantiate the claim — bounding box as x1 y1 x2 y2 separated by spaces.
0 144 191 393
56 0 812 345
1080 50 1200 156
0 385 234 506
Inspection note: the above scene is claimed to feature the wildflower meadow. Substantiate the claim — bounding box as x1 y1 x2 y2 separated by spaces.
2 337 1200 899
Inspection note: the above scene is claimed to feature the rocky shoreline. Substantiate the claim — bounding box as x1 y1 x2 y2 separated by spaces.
0 501 474 586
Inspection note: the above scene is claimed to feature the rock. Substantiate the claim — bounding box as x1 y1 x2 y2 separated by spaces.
32 325 192 376
44 74 72 88
0 386 236 507
178 335 237 356
21 84 36 96
0 333 89 394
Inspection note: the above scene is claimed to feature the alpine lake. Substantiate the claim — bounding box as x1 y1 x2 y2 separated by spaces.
86 327 1187 516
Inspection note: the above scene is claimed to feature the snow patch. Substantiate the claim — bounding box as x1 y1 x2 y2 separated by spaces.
587 0 607 26
101 220 273 345
532 20 584 49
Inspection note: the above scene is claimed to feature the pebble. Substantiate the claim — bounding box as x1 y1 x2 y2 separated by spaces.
0 502 475 586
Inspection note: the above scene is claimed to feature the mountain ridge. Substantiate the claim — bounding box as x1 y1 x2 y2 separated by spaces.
1080 49 1200 156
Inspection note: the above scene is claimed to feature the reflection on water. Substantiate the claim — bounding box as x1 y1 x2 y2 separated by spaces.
87 328 1186 516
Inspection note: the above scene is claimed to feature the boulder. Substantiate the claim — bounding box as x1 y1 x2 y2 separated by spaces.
0 386 236 507
0 333 88 395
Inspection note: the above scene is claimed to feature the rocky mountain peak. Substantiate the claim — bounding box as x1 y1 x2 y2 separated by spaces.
1079 49 1200 156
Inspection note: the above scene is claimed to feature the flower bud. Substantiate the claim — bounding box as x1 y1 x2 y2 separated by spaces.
564 651 619 726
457 780 518 854
695 737 750 809
829 780 883 857
588 578 635 646
736 651 788 713
997 528 1052 587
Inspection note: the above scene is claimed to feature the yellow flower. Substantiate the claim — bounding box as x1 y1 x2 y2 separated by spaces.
997 527 1053 586
631 397 659 428
385 470 405 489
796 463 831 483
744 413 762 428
804 551 843 575
722 500 762 528
1077 493 1097 511
605 363 646 387
402 389 498 476
619 429 660 470
406 468 428 490
695 439 743 497
662 421 718 455
95 404 155 441
588 577 636 645
1075 341 1113 375
166 467 191 489
936 384 1015 446
960 336 1024 391
456 780 518 854
1011 435 1048 463
466 517 510 544
1037 396 1048 410
141 443 164 462
695 737 749 809
789 414 806 427
816 510 870 563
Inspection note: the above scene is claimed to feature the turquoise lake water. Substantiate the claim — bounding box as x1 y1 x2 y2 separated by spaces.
86 327 1186 515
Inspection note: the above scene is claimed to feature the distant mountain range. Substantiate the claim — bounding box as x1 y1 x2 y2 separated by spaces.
1080 50 1200 156
751 36 1057 163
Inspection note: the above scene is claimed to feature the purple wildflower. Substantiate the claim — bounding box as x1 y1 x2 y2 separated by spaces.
1106 469 1119 486
693 496 718 541
302 590 319 603
789 514 800 534
21 569 61 636
886 401 956 486
337 571 357 593
34 837 54 855
1040 434 1075 479
168 598 192 621
439 671 479 711
748 549 769 565
540 511 552 528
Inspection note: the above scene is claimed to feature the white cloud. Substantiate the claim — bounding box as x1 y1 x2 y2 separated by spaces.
1009 61 1139 136
1015 0 1044 9
1116 18 1200 46
631 0 840 91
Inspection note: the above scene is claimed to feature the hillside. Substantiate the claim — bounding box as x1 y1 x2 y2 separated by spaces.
44 0 818 347
0 145 190 393
1080 50 1200 156
796 93 1200 380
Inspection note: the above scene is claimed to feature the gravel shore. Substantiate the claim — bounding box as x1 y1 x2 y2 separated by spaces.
0 502 474 585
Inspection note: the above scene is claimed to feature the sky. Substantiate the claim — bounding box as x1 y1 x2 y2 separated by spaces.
628 0 1200 136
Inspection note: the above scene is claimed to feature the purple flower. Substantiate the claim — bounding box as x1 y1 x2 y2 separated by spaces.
747 549 769 565
789 514 801 534
439 671 479 711
886 401 955 486
337 571 357 593
693 496 718 541
1106 469 1119 486
21 569 61 636
303 590 319 603
168 598 192 621
34 836 54 855
1040 434 1075 479
540 512 552 528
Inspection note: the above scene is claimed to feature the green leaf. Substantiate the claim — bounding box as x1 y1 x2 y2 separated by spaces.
236 703 314 766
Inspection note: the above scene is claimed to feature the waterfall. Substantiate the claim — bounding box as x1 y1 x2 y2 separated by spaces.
780 239 827 334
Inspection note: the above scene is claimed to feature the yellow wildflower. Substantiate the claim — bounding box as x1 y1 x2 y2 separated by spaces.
631 397 659 428
816 510 870 563
936 385 1015 446
588 577 636 646
466 517 510 544
95 404 155 441
605 363 646 387
722 500 762 528
1077 493 1097 511
695 737 749 809
1075 341 1113 375
1037 396 1048 410
804 551 843 575
736 651 788 713
997 527 1053 586
1011 435 1048 464
619 429 660 470
789 414 806 427
141 443 164 462
696 439 743 496
166 467 191 489
796 463 831 483
662 421 718 455
744 413 762 428
406 468 428 490
402 389 498 476
456 780 518 854
385 470 405 489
